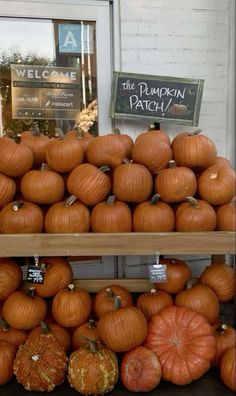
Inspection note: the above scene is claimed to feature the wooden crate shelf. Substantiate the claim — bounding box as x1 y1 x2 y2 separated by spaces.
0 231 235 257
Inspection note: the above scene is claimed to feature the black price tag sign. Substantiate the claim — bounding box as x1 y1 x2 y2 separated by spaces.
26 265 45 284
149 264 167 283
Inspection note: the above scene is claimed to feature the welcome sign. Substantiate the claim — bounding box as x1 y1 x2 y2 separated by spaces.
11 64 80 120
110 72 204 126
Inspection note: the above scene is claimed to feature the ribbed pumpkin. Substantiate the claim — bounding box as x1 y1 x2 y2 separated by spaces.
13 333 68 391
52 283 92 328
45 132 84 173
44 195 90 233
136 126 171 146
21 163 65 205
132 193 175 232
97 296 147 352
86 134 127 168
27 320 71 353
67 163 111 206
0 173 16 208
171 129 217 169
72 319 100 350
20 126 50 167
27 257 73 298
197 163 236 205
132 133 173 174
220 347 236 391
175 196 217 231
0 318 27 348
65 128 94 155
144 306 216 385
2 287 47 330
112 161 153 203
0 341 16 385
120 346 162 392
0 200 44 233
93 285 133 319
137 289 173 321
154 160 197 203
91 195 132 232
199 262 235 302
0 136 33 177
68 340 118 395
175 283 220 324
154 258 191 294
212 324 236 367
216 197 236 231
0 258 22 300
112 128 134 158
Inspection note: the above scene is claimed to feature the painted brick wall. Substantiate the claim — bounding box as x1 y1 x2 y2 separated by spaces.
115 0 235 164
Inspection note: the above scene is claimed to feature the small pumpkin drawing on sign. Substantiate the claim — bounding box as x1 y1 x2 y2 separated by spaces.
170 103 188 116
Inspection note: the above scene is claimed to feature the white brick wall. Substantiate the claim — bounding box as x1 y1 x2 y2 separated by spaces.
114 0 235 163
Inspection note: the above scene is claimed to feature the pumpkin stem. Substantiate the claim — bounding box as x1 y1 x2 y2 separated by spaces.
185 196 200 208
114 295 122 310
41 163 48 171
168 160 177 168
122 158 132 164
106 287 116 297
74 126 84 139
106 196 116 205
192 128 202 135
0 318 10 331
55 128 65 139
215 323 228 334
87 319 96 329
65 195 78 207
40 321 50 334
113 127 121 135
150 289 157 294
27 287 36 298
68 284 75 292
76 336 98 352
99 165 111 173
150 194 161 205
31 122 41 137
12 201 25 211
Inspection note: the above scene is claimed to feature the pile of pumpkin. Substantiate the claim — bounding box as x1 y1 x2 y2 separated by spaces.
0 125 235 233
0 255 235 394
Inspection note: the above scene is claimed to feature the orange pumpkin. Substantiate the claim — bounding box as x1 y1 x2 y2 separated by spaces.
216 197 236 231
0 173 16 208
86 134 127 168
0 136 33 177
212 324 236 367
94 285 133 319
137 289 173 321
44 195 90 233
52 284 92 328
65 128 94 155
154 258 191 294
13 333 68 391
0 258 22 300
2 287 47 330
98 296 147 352
175 283 220 324
91 195 132 232
220 347 236 391
0 341 16 385
0 200 44 233
0 318 27 348
28 257 73 298
20 126 50 167
199 262 235 302
136 126 171 146
144 305 216 385
72 319 99 350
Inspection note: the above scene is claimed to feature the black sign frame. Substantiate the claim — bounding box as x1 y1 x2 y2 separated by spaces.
110 71 204 126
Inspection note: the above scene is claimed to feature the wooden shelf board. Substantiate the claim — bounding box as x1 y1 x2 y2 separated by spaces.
0 232 235 257
73 278 153 292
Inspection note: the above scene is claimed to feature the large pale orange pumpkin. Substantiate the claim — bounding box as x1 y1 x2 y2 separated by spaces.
144 305 216 385
68 340 118 395
13 333 68 391
120 346 162 392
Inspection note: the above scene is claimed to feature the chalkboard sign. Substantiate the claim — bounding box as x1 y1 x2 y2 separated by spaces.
110 72 204 126
26 265 45 284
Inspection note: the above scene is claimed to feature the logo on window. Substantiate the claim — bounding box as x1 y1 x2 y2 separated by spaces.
58 24 94 54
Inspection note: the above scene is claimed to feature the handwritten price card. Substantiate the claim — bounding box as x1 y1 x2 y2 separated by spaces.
110 72 204 126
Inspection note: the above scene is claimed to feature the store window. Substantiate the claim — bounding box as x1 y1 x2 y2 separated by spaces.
0 0 112 137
